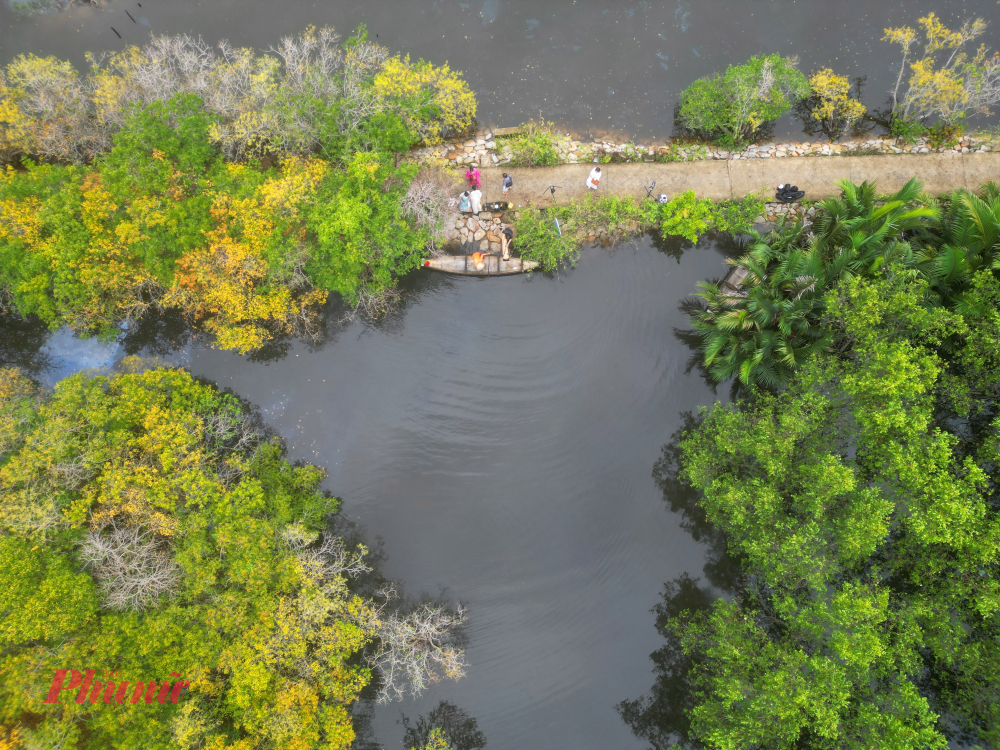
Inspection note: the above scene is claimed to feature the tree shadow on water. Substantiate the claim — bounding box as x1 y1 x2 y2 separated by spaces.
399 701 487 750
653 412 742 592
649 229 695 263
617 573 714 750
617 413 744 748
121 307 195 357
0 312 52 380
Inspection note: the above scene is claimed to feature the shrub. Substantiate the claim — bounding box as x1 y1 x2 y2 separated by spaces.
659 191 714 244
505 120 561 167
654 142 709 162
889 116 929 143
677 54 809 148
801 68 868 140
710 193 767 235
513 207 579 270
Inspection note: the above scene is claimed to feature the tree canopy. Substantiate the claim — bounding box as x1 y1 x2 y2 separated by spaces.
626 239 1000 747
0 361 465 749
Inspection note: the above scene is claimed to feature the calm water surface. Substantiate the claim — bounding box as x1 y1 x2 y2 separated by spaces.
1 0 996 141
178 239 725 749
2 237 731 748
3 0 994 744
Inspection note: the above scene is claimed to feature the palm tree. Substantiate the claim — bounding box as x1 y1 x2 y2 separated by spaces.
917 181 1000 306
690 178 938 389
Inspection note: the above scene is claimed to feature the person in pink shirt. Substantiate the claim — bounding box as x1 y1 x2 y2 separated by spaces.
466 166 481 190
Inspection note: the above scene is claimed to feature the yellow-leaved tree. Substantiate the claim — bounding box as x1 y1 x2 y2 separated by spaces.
163 158 330 354
0 72 34 164
373 55 476 145
884 12 1000 125
805 68 867 140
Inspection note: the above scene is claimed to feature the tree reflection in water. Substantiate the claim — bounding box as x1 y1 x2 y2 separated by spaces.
618 414 742 748
400 701 487 750
0 312 52 379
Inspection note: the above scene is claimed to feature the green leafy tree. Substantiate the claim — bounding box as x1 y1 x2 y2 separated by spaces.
641 271 1000 749
306 152 428 315
678 55 810 148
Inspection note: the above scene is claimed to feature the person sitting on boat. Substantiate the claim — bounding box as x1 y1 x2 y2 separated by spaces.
501 225 515 261
458 191 471 212
471 251 486 270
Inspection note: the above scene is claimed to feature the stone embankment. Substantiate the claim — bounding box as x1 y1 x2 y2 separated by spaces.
407 130 997 170
452 211 510 253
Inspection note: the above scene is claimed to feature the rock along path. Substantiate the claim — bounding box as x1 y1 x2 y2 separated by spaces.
467 152 1000 208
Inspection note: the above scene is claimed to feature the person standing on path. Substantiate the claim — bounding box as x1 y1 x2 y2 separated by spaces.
470 187 483 214
587 166 601 190
458 191 471 213
466 166 481 190
501 173 513 194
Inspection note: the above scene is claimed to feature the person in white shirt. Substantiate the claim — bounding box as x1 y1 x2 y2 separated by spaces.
587 166 601 190
470 188 483 214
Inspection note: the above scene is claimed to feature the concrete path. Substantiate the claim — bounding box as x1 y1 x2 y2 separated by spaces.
473 153 1000 208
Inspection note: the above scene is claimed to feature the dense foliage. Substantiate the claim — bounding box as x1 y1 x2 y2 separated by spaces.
677 55 809 148
0 28 470 352
627 268 1000 749
0 363 466 749
690 178 1000 389
0 363 368 748
504 121 562 167
513 193 766 271
0 26 474 165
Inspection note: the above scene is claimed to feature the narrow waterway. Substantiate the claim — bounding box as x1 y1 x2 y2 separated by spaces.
1 237 731 748
2 0 995 141
175 238 726 749
5 1 995 744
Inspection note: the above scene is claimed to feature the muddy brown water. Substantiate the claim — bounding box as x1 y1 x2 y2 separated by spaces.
2 0 996 142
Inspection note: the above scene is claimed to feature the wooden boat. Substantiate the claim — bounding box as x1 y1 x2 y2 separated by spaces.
422 255 538 276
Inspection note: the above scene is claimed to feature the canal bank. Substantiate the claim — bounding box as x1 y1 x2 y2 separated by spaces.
464 152 1000 209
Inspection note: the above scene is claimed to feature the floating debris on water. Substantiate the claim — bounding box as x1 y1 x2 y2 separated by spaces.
481 0 499 24
675 1 691 33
